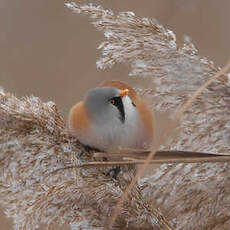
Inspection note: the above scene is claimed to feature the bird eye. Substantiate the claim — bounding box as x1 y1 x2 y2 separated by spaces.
110 99 115 105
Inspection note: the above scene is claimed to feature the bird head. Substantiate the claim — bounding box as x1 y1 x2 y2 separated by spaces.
85 87 130 124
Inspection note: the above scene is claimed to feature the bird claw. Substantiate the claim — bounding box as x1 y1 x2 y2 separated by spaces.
106 166 121 180
82 144 101 153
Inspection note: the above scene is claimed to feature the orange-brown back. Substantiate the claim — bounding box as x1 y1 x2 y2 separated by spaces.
99 80 137 104
136 98 154 144
69 101 90 133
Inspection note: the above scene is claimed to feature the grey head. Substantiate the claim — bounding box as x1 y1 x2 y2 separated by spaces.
85 87 125 124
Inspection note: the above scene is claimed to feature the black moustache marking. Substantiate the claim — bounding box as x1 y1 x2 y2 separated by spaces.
110 96 125 123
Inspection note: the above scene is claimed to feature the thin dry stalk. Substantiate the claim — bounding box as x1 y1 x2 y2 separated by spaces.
93 150 230 159
53 155 230 171
106 59 230 229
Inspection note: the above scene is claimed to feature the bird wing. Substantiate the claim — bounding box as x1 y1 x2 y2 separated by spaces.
135 98 154 144
69 101 90 133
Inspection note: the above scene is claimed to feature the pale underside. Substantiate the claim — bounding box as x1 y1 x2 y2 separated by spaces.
77 96 149 153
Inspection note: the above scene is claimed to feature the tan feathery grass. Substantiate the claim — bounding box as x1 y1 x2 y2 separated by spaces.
0 2 229 230
106 60 230 229
66 2 230 229
0 91 171 229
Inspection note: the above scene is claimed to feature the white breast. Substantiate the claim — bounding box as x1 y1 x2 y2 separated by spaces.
78 96 145 153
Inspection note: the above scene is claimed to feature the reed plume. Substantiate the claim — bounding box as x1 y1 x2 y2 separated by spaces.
0 2 229 230
0 90 170 229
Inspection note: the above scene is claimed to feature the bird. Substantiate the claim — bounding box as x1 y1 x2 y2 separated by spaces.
68 80 154 153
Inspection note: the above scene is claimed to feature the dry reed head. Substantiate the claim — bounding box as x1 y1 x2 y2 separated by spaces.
0 2 230 230
66 2 230 229
65 2 230 154
0 90 170 229
66 3 230 152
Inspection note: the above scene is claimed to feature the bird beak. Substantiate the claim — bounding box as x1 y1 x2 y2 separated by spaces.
120 89 129 98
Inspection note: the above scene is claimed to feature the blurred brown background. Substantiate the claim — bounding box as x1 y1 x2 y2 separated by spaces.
0 0 230 229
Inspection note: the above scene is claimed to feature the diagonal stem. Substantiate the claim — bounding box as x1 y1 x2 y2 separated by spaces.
105 59 230 230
